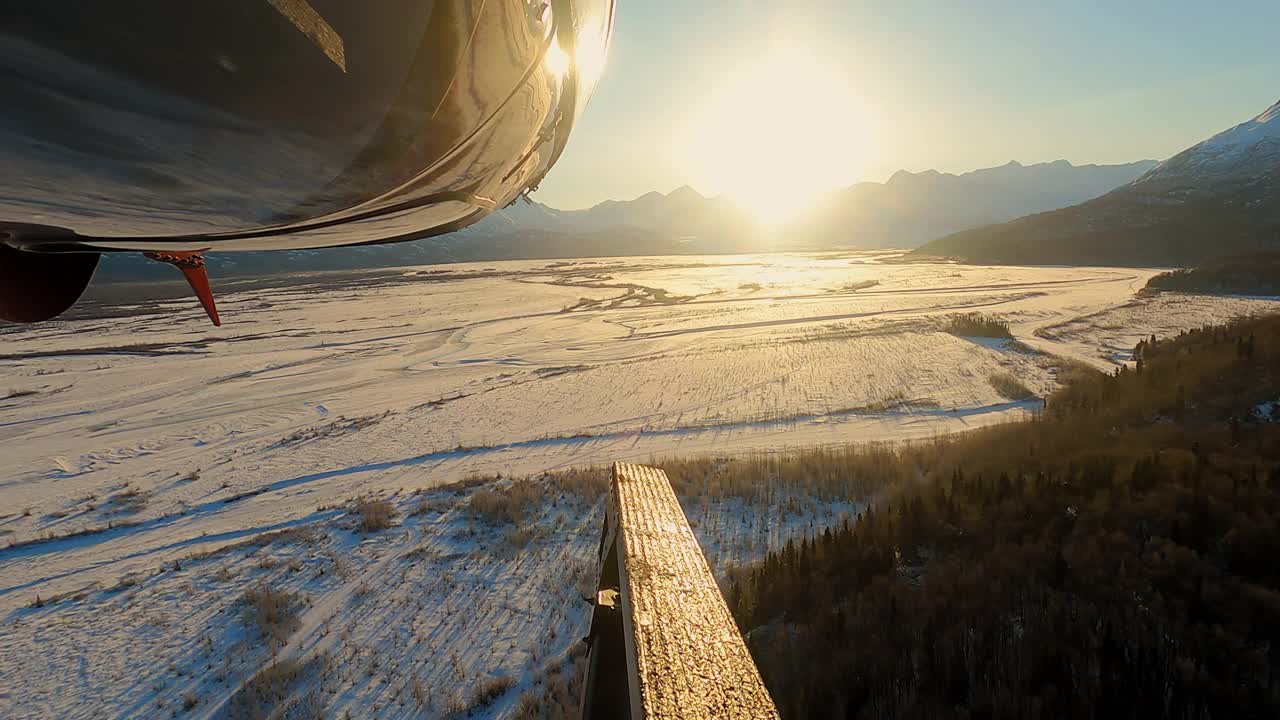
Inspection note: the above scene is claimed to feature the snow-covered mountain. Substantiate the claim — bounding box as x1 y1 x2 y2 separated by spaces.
795 159 1157 247
917 100 1280 266
472 159 1155 248
1140 100 1280 183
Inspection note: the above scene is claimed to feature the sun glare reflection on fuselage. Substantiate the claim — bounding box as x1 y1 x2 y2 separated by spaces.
546 12 610 91
545 40 571 78
683 47 875 228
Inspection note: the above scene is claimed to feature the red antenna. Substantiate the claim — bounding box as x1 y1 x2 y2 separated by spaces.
143 250 220 326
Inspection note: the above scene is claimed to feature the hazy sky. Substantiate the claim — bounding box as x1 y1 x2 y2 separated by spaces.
535 0 1280 211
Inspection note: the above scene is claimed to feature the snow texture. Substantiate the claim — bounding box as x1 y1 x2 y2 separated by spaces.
2 252 1277 718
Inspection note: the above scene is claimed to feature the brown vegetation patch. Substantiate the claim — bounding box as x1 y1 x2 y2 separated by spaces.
243 585 300 646
106 484 149 515
455 675 516 715
225 658 312 720
943 312 1012 338
545 467 610 502
512 645 588 720
352 497 397 533
277 412 389 448
466 480 544 525
988 371 1035 400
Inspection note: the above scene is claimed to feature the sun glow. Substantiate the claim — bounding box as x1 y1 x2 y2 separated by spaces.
546 10 611 92
683 47 876 227
544 40 571 78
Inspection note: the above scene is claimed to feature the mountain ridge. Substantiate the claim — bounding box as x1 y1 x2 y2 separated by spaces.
96 158 1158 281
484 158 1157 246
915 100 1280 266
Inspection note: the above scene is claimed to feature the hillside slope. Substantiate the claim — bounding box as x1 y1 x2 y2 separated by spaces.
917 100 1280 266
734 314 1280 719
797 159 1156 248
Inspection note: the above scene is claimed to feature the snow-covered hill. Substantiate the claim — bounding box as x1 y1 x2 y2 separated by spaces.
1140 100 1280 182
917 99 1280 266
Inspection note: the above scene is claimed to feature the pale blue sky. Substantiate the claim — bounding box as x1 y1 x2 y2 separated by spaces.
536 0 1279 210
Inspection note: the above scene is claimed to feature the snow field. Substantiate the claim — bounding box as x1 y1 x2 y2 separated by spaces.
2 252 1278 717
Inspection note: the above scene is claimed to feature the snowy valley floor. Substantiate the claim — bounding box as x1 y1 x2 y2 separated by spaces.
2 252 1278 718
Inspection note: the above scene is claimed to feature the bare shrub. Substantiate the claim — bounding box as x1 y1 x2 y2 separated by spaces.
411 675 429 707
466 480 543 525
107 485 149 514
546 467 609 502
466 488 508 520
410 495 447 517
504 524 535 549
516 691 541 717
352 497 397 533
443 691 470 716
451 472 495 491
943 313 1011 338
989 372 1035 400
243 585 300 646
468 674 516 711
512 649 587 720
226 658 304 720
277 412 387 448
662 443 906 503
1054 356 1103 385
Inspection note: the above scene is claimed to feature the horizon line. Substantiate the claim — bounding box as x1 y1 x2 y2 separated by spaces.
538 156 1164 212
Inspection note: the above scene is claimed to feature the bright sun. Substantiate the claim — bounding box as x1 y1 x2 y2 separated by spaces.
683 47 875 227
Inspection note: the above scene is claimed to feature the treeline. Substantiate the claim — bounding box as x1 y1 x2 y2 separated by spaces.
730 315 1280 719
943 313 1011 339
1146 252 1280 296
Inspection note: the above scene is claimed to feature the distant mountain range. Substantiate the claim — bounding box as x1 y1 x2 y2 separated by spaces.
472 158 1158 248
917 100 1280 266
788 159 1159 247
97 157 1158 281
